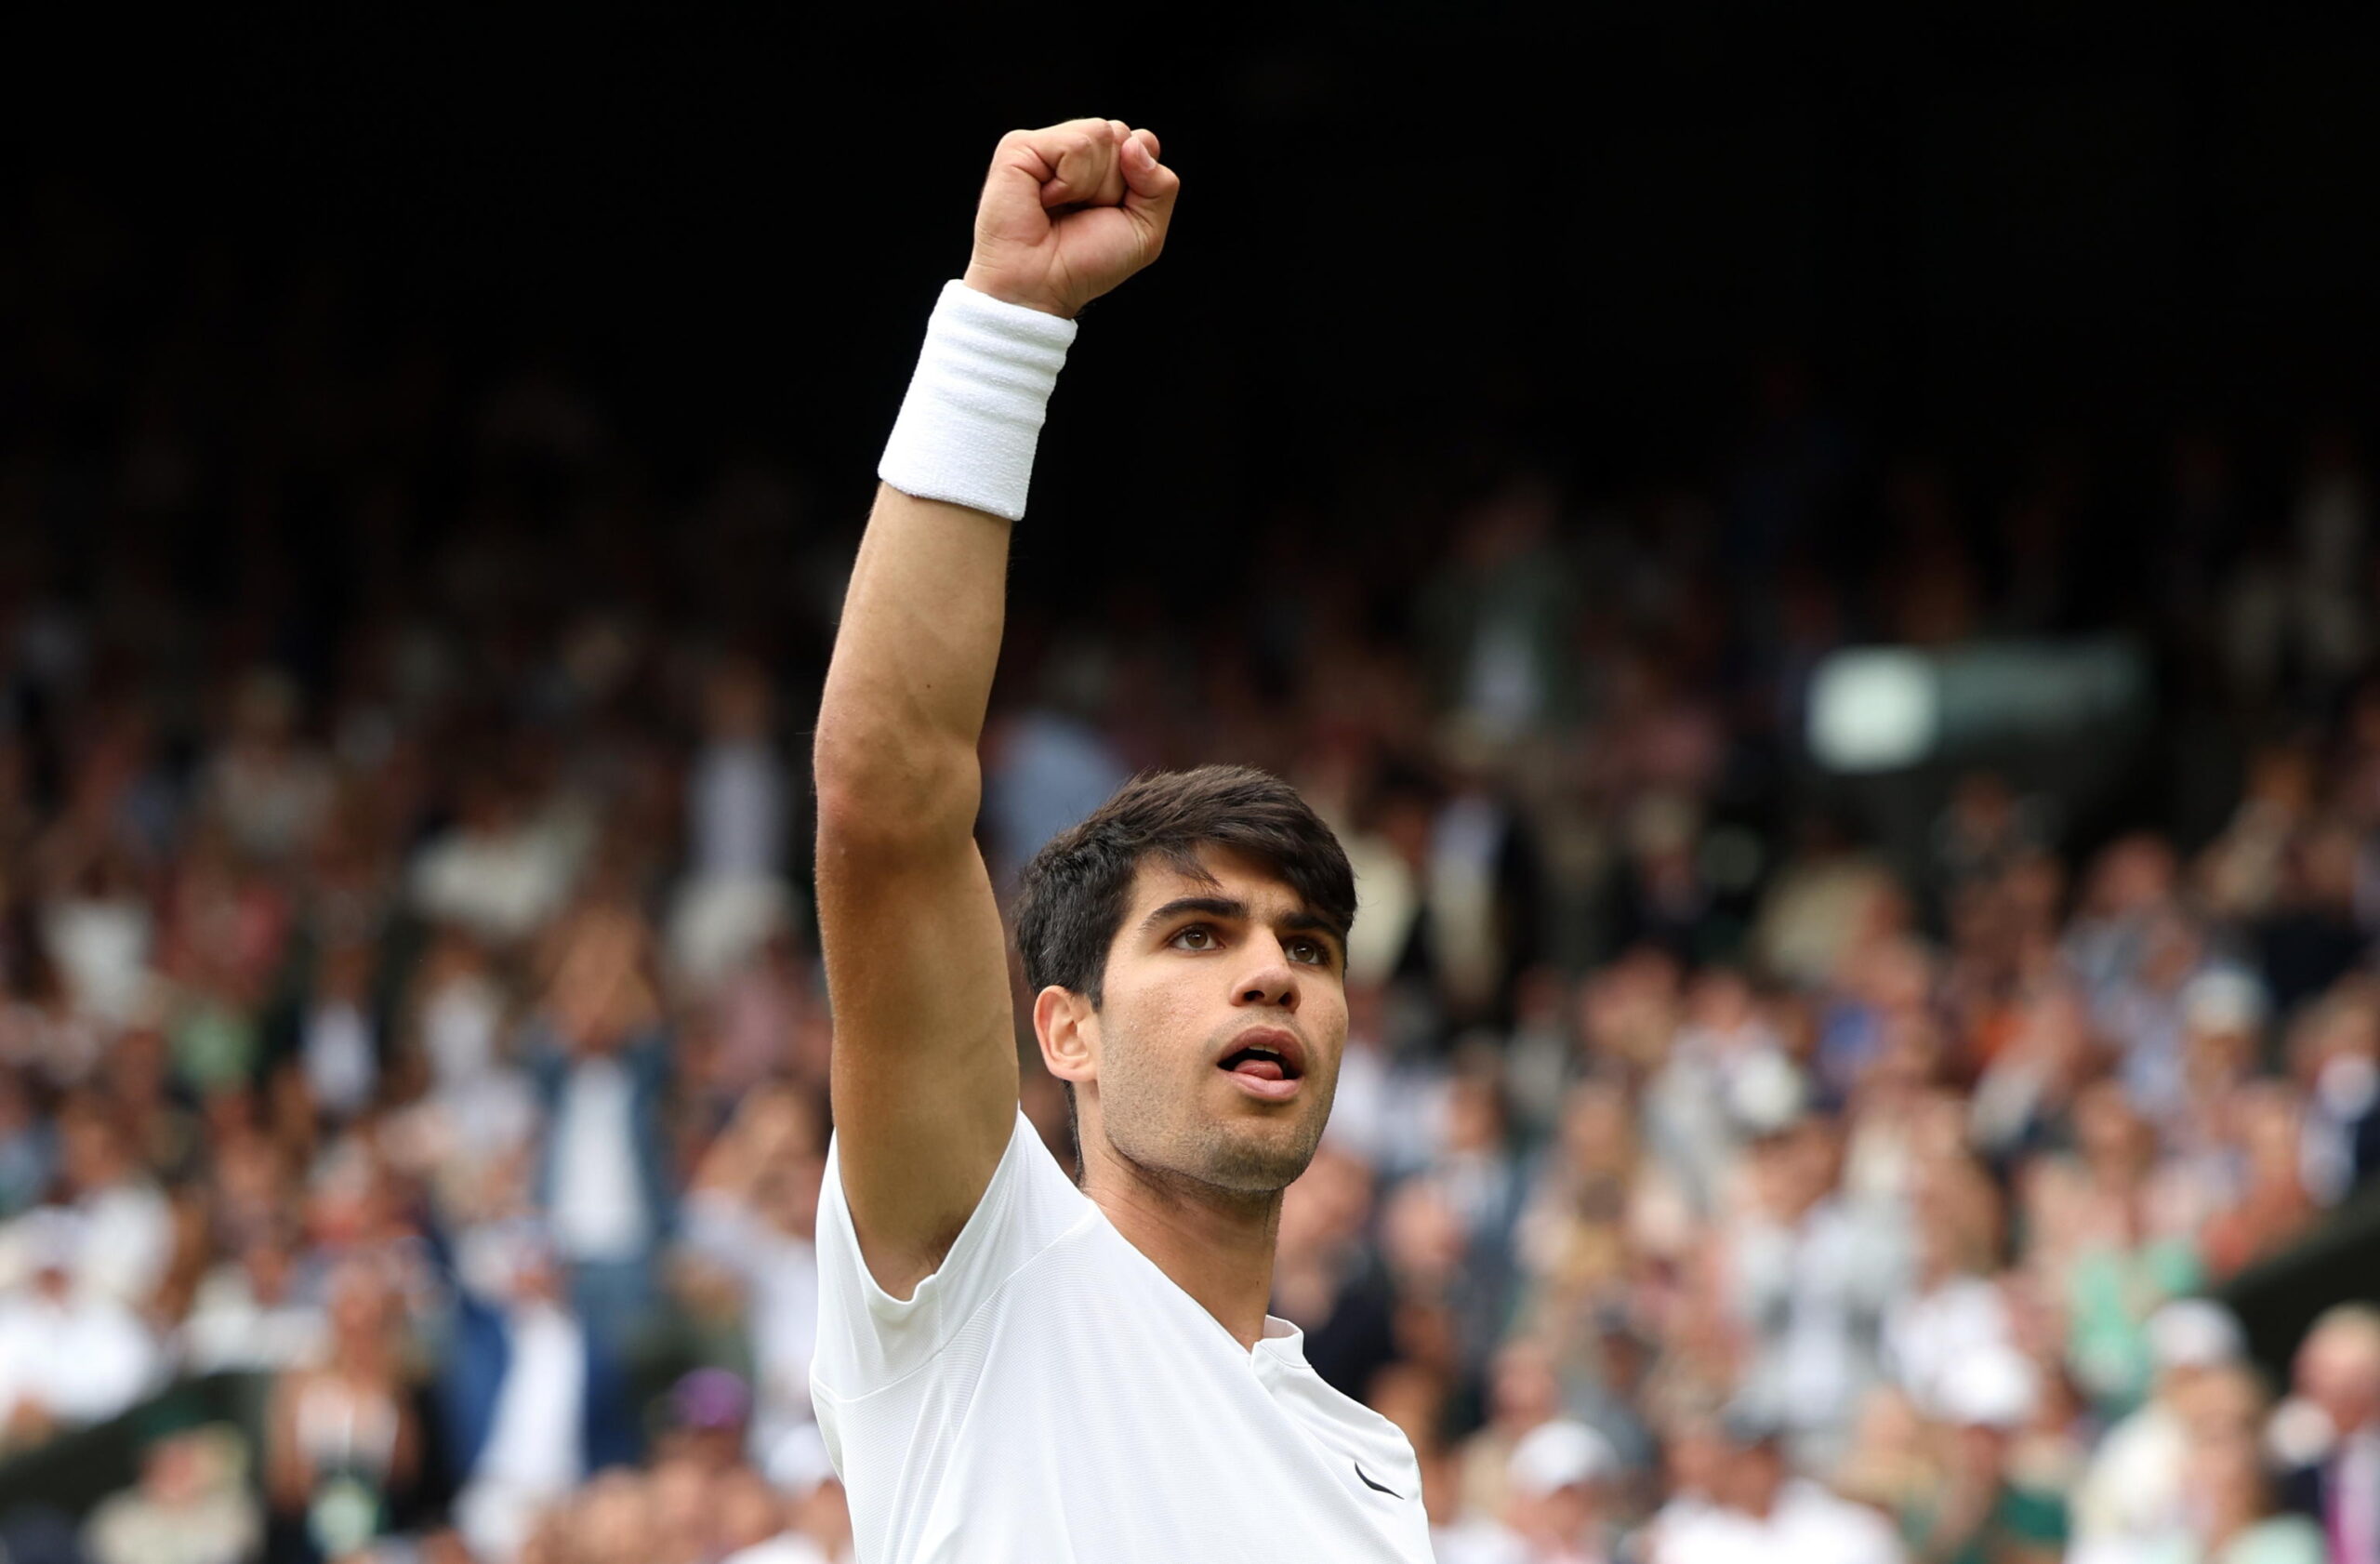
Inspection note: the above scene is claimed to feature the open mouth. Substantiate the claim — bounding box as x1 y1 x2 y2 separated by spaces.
1217 1029 1305 1100
1219 1043 1302 1083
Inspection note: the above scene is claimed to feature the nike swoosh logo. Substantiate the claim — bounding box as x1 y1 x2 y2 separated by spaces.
1354 1461 1404 1499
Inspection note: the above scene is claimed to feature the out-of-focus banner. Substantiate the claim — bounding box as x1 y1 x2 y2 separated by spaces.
1809 638 2153 775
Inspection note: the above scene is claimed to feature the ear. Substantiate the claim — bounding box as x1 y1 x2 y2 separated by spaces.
1034 985 1100 1088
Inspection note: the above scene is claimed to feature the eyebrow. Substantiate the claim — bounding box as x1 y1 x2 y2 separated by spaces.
1139 895 1347 961
1139 895 1248 934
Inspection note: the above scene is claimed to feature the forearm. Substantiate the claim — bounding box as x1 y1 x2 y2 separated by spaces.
815 263 1085 844
813 484 1012 841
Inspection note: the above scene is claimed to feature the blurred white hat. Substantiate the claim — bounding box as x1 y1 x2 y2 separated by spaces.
1507 1419 1618 1498
2149 1298 2244 1372
1727 1051 1808 1136
1937 1347 2040 1429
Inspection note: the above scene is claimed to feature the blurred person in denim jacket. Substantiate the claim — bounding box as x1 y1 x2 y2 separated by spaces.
528 900 672 1352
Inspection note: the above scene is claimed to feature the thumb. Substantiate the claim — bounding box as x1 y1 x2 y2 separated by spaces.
1119 133 1181 245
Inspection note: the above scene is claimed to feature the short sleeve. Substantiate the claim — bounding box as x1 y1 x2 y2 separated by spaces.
812 1108 1092 1395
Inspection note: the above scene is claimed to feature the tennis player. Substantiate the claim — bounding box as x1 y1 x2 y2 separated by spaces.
808 118 1433 1560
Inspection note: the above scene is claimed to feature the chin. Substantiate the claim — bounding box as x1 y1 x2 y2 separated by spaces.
1097 1074 1333 1195
1195 1119 1326 1194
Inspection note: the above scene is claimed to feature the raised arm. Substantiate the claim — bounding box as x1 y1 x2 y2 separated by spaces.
813 118 1178 1300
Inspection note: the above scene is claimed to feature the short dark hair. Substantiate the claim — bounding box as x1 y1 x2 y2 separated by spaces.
1014 764 1357 1008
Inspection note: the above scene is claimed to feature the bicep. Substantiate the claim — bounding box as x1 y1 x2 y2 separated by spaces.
816 827 1019 1302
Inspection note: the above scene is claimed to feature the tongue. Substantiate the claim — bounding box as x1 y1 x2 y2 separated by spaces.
1231 1058 1287 1082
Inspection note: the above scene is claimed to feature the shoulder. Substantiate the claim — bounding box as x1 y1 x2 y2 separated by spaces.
814 1107 1093 1393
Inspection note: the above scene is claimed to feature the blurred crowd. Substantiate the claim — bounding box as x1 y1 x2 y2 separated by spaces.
2 194 2380 1564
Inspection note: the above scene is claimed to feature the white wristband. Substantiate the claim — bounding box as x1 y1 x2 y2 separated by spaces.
878 280 1078 523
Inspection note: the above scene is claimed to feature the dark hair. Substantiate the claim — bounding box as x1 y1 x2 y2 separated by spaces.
1014 764 1356 1008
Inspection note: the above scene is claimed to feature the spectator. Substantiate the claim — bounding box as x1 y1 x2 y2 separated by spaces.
2200 1082 2321 1279
295 939 381 1126
262 1260 419 1564
1268 1141 1398 1404
980 669 1130 891
444 1232 638 1564
669 657 797 992
2070 1299 2250 1552
1881 1157 2015 1419
47 1096 176 1310
2294 990 2380 1204
1721 1114 1908 1466
82 1407 263 1564
0 1210 162 1447
1501 1418 1621 1563
1901 1347 2068 1564
1640 1411 1730 1557
1649 1406 1905 1564
528 902 673 1350
2137 1426 2323 1564
2278 1304 2380 1560
1428 1442 1530 1564
2044 1082 2207 1416
409 775 588 947
201 670 335 868
1459 1337 1569 1523
678 1086 825 1470
1512 1079 1644 1339
181 1226 324 1373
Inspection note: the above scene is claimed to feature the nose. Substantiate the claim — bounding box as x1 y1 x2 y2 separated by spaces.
1235 940 1300 1012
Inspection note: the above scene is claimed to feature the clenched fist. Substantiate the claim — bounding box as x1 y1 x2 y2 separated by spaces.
962 118 1180 320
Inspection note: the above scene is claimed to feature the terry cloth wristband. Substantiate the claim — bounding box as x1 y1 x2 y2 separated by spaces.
878 280 1078 523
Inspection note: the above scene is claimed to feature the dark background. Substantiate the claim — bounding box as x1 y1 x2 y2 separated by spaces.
15 10 2379 534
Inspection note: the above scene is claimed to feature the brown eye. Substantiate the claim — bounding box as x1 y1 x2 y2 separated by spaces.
1288 937 1324 965
1172 925 1215 950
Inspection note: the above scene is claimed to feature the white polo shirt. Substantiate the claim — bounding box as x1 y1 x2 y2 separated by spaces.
813 1109 1432 1563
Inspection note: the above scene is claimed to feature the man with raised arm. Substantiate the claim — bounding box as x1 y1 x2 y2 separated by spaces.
809 118 1432 1561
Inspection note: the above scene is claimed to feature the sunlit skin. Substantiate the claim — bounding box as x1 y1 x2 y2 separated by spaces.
1035 844 1349 1349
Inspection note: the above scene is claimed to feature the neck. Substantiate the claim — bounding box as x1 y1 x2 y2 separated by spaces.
1086 1142 1283 1350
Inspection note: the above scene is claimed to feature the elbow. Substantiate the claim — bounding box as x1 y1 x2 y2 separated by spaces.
813 714 979 855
